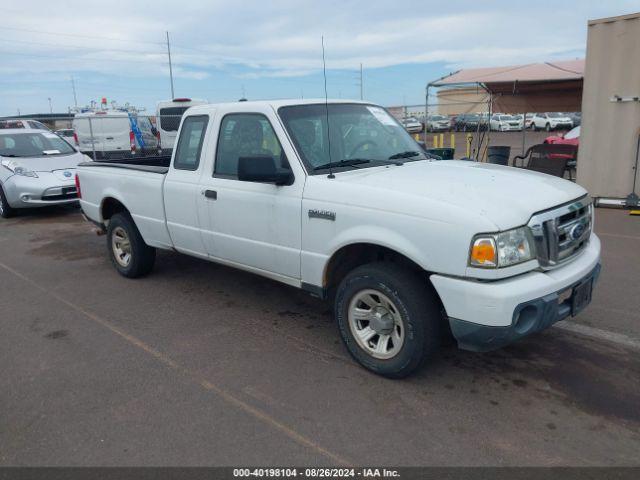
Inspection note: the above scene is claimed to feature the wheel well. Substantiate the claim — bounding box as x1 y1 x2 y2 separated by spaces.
101 197 128 222
323 243 453 341
324 243 426 292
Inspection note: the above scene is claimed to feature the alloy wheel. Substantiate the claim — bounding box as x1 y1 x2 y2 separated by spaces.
111 226 132 267
348 289 405 360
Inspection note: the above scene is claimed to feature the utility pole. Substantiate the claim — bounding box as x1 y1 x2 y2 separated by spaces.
48 97 52 113
166 31 175 99
359 63 363 100
71 76 78 108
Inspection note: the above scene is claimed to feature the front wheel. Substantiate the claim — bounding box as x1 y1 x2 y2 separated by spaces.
107 213 156 278
0 185 15 219
335 263 443 378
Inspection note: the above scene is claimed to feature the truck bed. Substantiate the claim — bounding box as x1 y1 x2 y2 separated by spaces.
79 155 172 174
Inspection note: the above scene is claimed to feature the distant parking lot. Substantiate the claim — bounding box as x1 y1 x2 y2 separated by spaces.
1 206 639 466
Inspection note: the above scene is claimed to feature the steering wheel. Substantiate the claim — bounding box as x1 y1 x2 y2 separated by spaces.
347 140 379 158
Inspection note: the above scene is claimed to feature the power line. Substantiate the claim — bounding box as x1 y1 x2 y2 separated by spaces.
0 25 165 45
0 37 164 56
0 50 167 64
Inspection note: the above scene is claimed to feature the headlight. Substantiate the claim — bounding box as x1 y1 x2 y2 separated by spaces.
1 159 38 177
469 226 535 268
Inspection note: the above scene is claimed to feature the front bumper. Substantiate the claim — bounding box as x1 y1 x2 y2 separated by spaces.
3 173 78 208
430 234 601 351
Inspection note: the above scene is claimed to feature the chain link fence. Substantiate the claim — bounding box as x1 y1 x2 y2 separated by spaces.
386 100 578 164
1 107 578 166
0 114 185 161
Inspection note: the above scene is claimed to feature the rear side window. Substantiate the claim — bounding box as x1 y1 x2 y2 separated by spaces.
173 115 208 171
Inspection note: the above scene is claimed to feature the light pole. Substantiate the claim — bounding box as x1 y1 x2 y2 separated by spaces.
48 97 52 113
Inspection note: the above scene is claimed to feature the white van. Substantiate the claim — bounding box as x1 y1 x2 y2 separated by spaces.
156 98 207 153
73 110 159 160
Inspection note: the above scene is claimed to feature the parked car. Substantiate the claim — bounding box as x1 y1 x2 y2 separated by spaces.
77 99 600 378
401 116 423 133
0 129 86 218
455 114 486 131
545 126 580 146
524 113 535 129
73 110 159 160
565 112 581 127
530 112 573 131
490 114 521 132
55 128 77 147
156 98 207 154
511 114 525 130
426 115 450 132
0 119 51 131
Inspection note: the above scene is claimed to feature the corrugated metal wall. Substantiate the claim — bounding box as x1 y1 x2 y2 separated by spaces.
577 13 640 199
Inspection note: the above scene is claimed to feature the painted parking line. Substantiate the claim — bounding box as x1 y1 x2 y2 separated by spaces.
0 260 351 467
554 321 640 351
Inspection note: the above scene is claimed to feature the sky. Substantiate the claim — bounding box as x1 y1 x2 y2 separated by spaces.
0 0 638 116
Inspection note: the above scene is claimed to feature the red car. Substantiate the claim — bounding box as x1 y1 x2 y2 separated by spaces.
544 126 580 146
544 126 580 162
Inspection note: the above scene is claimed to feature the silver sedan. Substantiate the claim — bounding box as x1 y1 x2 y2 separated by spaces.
0 129 89 218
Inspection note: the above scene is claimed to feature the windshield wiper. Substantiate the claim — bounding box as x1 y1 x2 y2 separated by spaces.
0 154 20 157
313 158 371 171
388 150 424 160
313 158 404 171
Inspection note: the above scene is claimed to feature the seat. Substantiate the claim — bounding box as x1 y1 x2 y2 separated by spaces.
217 117 272 176
513 144 578 179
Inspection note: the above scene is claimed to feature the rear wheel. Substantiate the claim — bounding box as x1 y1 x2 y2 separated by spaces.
0 184 15 219
335 262 443 378
545 123 551 132
107 213 156 278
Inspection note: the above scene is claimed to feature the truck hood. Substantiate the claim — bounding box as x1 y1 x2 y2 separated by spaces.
1 152 85 172
333 160 587 230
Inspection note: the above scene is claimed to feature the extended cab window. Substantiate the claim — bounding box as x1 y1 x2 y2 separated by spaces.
215 113 289 179
173 115 208 171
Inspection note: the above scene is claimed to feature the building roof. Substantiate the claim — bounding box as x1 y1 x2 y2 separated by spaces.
588 11 640 26
432 59 585 86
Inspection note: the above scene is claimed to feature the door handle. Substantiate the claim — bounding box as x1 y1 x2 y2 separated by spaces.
105 136 114 140
203 189 217 200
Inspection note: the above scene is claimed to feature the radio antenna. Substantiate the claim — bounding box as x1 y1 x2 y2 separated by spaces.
322 36 335 179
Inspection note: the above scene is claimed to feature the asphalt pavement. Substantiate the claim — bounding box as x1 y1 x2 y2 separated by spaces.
1 205 639 466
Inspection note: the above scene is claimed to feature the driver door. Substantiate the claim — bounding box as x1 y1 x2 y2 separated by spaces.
197 107 305 283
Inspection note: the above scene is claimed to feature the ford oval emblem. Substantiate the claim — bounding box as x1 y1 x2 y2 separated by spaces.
570 222 586 240
63 171 72 178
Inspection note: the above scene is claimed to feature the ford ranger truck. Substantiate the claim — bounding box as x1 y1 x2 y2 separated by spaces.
76 100 601 378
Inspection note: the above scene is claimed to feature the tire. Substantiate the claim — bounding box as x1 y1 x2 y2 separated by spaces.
335 262 443 378
545 123 551 132
0 184 15 219
106 212 156 278
531 123 537 131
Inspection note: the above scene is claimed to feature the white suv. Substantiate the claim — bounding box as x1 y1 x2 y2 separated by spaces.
530 113 573 131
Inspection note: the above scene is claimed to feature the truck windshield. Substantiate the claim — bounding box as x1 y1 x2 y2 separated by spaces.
278 103 427 173
0 132 75 157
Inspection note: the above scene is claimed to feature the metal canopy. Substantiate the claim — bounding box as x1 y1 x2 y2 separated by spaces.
429 59 585 114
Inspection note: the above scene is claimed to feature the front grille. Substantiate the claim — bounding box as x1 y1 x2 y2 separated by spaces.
527 197 592 269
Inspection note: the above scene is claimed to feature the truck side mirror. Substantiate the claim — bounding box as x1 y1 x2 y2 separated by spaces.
238 155 293 186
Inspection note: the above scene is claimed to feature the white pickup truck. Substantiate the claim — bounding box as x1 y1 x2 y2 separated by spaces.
77 99 601 378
